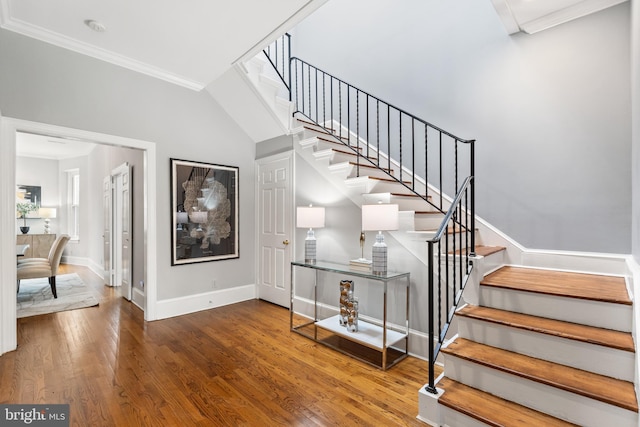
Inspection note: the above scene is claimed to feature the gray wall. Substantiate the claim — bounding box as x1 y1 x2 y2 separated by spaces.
86 145 145 291
294 1 632 253
0 28 256 301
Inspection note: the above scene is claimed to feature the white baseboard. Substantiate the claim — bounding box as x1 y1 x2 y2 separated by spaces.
155 284 257 320
132 287 145 311
61 256 105 280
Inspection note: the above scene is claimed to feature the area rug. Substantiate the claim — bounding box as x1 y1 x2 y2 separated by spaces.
17 273 99 318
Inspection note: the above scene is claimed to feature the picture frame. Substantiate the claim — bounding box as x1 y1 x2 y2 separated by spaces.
171 158 239 265
16 185 42 218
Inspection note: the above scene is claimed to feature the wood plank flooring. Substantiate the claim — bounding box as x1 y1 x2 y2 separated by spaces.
0 265 436 426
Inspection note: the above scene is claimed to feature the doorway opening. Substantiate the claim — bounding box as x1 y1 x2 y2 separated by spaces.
1 117 158 355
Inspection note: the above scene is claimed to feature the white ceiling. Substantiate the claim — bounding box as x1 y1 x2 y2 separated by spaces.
16 132 96 160
0 0 324 91
491 0 628 34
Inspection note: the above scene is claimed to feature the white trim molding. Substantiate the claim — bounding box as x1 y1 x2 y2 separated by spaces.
0 117 158 355
155 285 257 320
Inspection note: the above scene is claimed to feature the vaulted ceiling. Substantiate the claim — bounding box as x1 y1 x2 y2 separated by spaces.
0 0 326 91
491 0 628 34
0 0 627 95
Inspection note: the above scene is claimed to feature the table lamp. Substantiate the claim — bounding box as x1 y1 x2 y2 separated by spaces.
362 203 399 275
297 205 325 264
176 211 189 231
189 211 208 233
39 207 57 234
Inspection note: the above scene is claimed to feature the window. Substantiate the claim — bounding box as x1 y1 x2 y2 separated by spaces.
67 169 80 240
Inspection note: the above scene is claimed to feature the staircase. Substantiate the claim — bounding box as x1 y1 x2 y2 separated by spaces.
291 117 497 265
210 35 639 426
427 265 638 426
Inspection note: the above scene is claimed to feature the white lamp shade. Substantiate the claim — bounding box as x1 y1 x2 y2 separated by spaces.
189 211 208 224
39 207 57 219
362 204 399 231
176 212 189 224
297 206 325 228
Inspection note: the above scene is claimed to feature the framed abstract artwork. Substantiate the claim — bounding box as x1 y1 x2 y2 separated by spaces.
171 158 239 265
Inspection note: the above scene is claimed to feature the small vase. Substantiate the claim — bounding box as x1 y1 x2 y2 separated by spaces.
20 226 29 234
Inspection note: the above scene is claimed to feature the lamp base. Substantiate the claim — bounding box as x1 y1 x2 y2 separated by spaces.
304 228 317 264
371 231 387 275
44 218 51 234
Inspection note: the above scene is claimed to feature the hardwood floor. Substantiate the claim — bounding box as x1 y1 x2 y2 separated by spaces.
1 265 438 426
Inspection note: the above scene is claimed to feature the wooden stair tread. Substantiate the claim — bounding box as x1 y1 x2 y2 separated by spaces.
390 192 431 200
442 338 638 412
481 266 632 305
457 305 635 352
449 245 505 256
314 132 350 143
438 377 578 427
329 148 377 160
417 225 473 234
414 210 443 215
470 245 505 257
296 118 335 130
364 176 412 185
344 161 392 173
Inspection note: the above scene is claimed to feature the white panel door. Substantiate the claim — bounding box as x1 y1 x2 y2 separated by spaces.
257 153 293 307
112 162 132 301
103 176 112 285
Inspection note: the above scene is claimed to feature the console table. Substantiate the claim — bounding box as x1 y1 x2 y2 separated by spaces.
16 234 56 258
290 260 410 370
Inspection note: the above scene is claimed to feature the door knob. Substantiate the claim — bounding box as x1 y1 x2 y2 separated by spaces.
283 240 290 245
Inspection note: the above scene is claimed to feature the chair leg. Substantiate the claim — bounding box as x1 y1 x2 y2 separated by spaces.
17 279 20 294
49 276 57 298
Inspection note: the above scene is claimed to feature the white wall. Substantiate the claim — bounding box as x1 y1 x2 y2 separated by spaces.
293 1 632 254
15 156 59 234
633 0 640 264
0 28 256 303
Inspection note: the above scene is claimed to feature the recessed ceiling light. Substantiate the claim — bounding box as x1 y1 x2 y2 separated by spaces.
84 19 106 33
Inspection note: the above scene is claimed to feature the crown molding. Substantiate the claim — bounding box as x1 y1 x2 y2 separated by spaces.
490 0 520 35
491 0 628 35
520 0 628 34
0 9 205 91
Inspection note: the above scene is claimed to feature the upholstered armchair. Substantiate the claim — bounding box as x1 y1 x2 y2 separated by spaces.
17 234 70 298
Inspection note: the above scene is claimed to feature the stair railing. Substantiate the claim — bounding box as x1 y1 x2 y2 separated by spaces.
262 33 291 91
264 33 475 395
425 176 474 394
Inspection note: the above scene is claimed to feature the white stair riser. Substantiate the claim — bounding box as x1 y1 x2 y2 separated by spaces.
440 406 490 427
313 148 358 164
328 161 391 180
444 354 637 427
414 213 446 230
480 286 632 332
363 192 434 211
458 317 635 382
